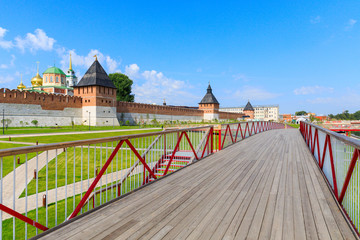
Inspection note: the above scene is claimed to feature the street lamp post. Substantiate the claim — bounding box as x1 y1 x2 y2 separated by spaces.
2 109 4 135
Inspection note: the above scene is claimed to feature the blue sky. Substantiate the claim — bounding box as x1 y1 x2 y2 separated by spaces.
0 1 359 115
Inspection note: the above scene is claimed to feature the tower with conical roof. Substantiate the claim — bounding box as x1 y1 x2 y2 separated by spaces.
66 53 78 87
74 56 118 126
199 83 220 121
243 100 255 119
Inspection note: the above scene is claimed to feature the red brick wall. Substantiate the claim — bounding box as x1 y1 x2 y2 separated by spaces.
219 111 244 119
74 86 116 108
0 88 82 110
117 101 204 117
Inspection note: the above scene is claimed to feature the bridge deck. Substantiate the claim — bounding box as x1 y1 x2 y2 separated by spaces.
39 129 356 240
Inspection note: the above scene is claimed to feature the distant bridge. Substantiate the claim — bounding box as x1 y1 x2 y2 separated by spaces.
0 122 359 239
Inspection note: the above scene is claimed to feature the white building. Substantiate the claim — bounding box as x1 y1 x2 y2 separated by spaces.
220 104 279 121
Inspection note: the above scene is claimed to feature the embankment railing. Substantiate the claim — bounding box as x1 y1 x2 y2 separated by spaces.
300 121 360 235
0 121 283 239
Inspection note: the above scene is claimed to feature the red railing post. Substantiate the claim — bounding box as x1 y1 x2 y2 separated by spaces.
0 204 49 231
218 129 222 151
68 140 125 220
210 127 214 153
339 149 359 203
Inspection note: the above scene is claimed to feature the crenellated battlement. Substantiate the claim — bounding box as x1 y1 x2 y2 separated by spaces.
0 88 82 110
117 101 204 116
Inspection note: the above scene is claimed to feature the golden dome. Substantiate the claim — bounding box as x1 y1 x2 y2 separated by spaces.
31 61 43 87
31 73 43 87
17 74 26 90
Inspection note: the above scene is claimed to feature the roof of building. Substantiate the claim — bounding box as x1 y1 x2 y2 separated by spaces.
199 84 219 104
244 101 254 111
76 60 116 88
43 66 66 76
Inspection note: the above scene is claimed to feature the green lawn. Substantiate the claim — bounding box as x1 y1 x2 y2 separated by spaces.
0 125 152 135
3 174 143 240
286 123 300 129
1 129 161 144
19 131 205 197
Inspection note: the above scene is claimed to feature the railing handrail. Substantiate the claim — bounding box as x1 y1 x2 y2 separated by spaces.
302 121 360 149
0 125 214 158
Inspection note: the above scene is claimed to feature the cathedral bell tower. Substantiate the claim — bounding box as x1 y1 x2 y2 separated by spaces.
66 53 78 87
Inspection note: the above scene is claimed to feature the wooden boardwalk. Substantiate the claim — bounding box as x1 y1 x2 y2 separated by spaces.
38 129 357 240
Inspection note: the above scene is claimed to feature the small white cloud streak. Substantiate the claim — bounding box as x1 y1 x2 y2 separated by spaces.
345 19 357 30
293 86 334 95
0 27 14 49
310 16 321 24
233 86 279 101
0 55 16 69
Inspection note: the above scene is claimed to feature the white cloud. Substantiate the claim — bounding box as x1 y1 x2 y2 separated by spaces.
0 55 16 69
0 27 14 49
0 75 15 84
232 73 249 82
58 49 121 75
125 64 140 78
345 19 357 30
14 29 55 52
310 16 321 24
129 64 196 104
0 27 7 38
306 89 360 109
106 56 120 73
233 86 279 101
293 85 334 95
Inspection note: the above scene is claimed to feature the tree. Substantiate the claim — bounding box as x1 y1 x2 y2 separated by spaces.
295 111 307 116
31 120 38 127
109 73 135 102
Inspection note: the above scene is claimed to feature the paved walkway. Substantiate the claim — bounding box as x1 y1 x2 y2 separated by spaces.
2 149 63 219
39 129 357 240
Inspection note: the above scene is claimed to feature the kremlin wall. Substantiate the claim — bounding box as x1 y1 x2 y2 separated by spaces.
2 57 244 127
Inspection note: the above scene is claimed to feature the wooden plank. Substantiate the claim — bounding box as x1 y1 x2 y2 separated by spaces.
210 133 281 239
298 138 332 240
177 134 278 240
295 138 319 240
245 144 283 240
38 129 357 240
135 144 264 240
290 136 307 240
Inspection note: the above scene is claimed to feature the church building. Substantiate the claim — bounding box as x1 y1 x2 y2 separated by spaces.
17 54 77 95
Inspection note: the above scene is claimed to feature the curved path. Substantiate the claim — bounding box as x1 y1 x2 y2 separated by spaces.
38 129 357 240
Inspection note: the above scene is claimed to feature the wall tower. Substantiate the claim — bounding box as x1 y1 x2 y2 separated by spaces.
74 56 118 126
198 83 220 121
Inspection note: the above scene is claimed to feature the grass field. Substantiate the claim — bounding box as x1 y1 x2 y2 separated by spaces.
19 131 204 196
3 174 142 240
286 123 300 128
1 129 161 144
0 125 150 135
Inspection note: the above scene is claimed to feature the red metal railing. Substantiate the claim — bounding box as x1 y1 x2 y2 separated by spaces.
300 121 360 235
0 121 283 239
